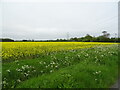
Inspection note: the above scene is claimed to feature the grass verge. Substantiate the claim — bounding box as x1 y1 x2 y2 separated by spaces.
2 44 119 88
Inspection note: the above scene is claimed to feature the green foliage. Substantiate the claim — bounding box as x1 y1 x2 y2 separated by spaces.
2 45 119 88
0 38 14 42
69 31 119 42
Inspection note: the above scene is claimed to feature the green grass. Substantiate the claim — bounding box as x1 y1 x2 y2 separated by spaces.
17 62 117 88
2 44 119 88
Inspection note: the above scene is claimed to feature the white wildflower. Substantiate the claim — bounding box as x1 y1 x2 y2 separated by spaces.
17 79 21 82
95 79 97 81
50 70 53 73
6 70 10 73
41 71 43 73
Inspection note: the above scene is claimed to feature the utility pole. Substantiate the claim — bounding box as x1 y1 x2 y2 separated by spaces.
67 32 69 40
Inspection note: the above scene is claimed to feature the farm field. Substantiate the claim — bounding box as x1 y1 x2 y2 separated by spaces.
1 42 119 88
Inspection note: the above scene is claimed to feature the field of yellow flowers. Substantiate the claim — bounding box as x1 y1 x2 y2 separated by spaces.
1 42 119 88
1 42 116 62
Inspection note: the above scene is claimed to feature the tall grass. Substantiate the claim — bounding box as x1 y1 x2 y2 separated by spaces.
2 44 119 88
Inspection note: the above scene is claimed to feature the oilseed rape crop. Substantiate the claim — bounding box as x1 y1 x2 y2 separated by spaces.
1 42 119 88
1 42 116 62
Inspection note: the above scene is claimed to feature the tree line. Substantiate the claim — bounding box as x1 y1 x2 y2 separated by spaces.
0 31 120 42
68 31 119 42
52 31 119 42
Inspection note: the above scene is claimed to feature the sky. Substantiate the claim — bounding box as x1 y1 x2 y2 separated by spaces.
0 0 119 40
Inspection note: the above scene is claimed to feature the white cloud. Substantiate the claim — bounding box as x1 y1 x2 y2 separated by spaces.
1 2 118 39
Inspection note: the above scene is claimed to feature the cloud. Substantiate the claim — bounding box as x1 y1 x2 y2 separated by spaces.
2 23 62 39
1 2 118 39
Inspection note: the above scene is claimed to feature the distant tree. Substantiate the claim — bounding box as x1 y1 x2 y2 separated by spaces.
56 39 59 41
97 36 110 42
102 31 107 35
81 34 93 42
70 37 78 41
22 40 28 42
102 31 110 38
32 39 34 42
94 31 110 42
92 37 97 42
0 38 14 42
77 38 82 42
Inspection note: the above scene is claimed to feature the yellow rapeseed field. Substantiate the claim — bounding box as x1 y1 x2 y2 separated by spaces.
1 42 119 88
1 42 117 61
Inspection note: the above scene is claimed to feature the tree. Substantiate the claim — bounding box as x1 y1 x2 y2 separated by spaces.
82 34 93 42
102 31 107 35
102 31 110 38
0 38 14 42
70 37 78 41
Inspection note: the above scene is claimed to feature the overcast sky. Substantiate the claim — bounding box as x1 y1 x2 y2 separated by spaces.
0 0 118 40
